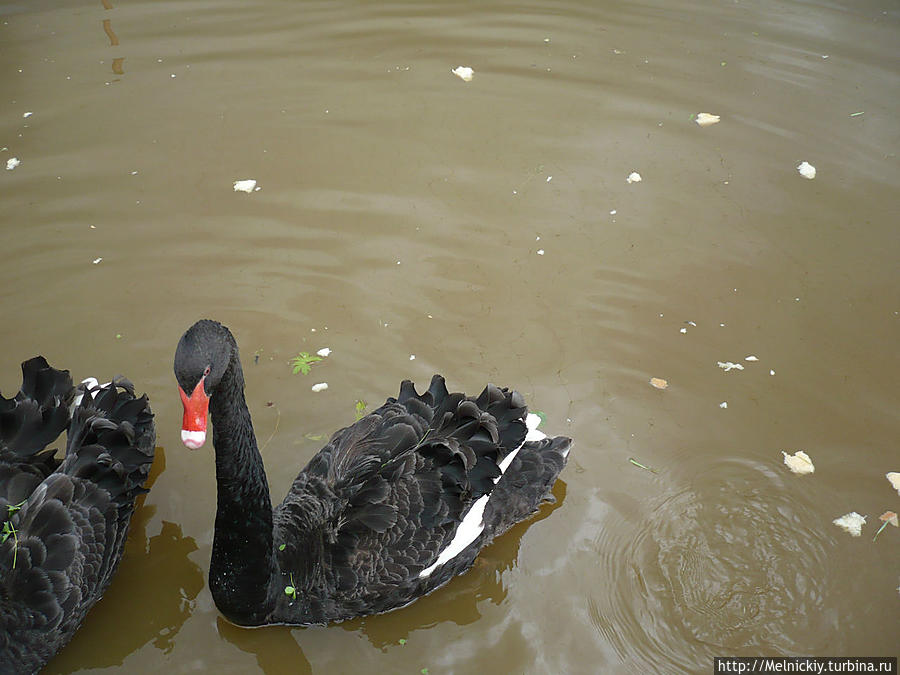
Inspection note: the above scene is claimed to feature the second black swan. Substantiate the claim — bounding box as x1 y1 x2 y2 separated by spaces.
0 356 155 673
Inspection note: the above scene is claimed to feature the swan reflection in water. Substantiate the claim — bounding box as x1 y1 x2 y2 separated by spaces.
44 447 204 673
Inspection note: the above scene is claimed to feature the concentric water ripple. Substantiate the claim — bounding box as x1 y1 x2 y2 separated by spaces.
589 457 840 671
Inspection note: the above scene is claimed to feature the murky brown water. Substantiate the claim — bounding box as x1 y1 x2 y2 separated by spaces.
2 0 898 672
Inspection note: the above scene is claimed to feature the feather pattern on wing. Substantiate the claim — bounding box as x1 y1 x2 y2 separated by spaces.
0 357 155 673
267 375 569 625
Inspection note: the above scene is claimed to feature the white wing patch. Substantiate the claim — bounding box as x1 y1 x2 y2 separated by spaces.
524 412 546 442
419 413 549 579
70 377 111 412
418 492 491 578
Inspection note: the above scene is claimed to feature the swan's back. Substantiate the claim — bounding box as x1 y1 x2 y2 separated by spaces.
0 357 155 673
269 375 571 624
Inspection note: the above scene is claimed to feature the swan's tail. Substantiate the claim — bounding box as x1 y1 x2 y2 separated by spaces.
481 428 572 540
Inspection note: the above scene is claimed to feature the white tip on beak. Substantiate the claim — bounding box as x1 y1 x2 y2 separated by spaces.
181 429 206 449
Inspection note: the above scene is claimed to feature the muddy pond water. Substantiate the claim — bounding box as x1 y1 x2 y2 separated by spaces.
1 0 898 672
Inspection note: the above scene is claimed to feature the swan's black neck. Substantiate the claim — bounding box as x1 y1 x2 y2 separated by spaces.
208 346 279 626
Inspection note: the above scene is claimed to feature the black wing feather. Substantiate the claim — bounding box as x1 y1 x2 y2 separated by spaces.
270 374 569 625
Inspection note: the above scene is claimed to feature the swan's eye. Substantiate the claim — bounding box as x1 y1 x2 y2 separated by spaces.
203 366 211 377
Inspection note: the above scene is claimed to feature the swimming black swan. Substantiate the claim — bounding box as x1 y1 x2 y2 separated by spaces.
0 356 155 673
174 319 572 627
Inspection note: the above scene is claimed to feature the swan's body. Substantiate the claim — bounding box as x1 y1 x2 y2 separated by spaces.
0 357 155 673
175 320 571 627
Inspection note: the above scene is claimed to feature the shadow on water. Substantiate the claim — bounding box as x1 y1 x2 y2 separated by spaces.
216 619 313 675
45 447 205 673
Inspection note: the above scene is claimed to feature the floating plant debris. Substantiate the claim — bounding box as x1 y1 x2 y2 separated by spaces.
782 450 815 475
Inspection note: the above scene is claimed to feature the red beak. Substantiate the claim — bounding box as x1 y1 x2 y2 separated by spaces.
179 377 209 449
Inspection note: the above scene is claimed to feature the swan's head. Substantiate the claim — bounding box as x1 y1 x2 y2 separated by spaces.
174 320 235 449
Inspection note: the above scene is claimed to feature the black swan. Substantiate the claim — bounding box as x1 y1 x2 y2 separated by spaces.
174 319 572 627
0 357 155 673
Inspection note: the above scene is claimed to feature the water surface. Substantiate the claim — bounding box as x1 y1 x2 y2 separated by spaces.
1 0 898 672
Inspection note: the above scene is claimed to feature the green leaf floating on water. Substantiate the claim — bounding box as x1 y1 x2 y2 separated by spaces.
628 457 658 473
291 352 322 375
